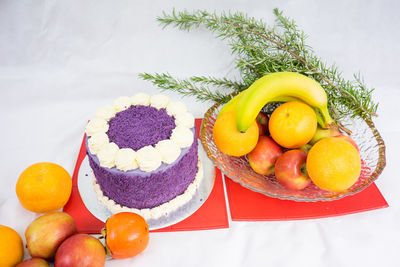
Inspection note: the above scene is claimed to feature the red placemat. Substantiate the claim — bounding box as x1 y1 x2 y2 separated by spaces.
63 119 229 233
225 177 388 221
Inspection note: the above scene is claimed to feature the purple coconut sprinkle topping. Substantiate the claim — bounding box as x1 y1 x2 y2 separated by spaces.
107 105 176 151
86 104 199 209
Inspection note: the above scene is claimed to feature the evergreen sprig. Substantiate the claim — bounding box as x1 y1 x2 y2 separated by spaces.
139 9 378 120
139 73 236 103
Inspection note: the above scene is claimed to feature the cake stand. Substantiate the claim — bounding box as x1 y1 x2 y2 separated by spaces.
77 140 216 230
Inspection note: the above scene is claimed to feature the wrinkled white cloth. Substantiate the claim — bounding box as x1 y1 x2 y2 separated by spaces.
1 1 399 267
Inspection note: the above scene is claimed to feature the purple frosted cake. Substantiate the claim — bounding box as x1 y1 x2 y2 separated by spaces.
85 93 203 220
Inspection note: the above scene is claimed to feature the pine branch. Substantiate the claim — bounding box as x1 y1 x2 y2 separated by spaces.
140 9 378 120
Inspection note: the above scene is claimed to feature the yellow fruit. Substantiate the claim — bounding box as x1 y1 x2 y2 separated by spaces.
306 137 361 192
16 162 72 213
0 225 24 266
235 72 334 132
213 111 259 157
269 101 317 148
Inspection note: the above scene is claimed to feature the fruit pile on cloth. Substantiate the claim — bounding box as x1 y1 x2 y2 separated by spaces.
213 72 361 192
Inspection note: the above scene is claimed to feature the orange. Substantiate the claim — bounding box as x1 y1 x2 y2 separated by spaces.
16 162 72 213
0 225 24 266
213 111 259 157
269 101 317 148
306 137 361 192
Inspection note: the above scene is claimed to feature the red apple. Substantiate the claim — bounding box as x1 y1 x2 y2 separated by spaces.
335 135 359 152
256 112 269 136
54 234 106 267
274 149 311 190
16 258 50 267
248 136 283 175
25 212 76 259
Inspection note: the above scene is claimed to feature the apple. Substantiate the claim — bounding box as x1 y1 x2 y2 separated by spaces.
16 258 50 267
309 126 340 145
256 112 269 136
25 212 76 259
54 234 106 267
335 135 359 152
248 136 283 175
274 149 311 190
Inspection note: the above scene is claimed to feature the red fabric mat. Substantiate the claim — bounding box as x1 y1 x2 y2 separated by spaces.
225 177 388 221
63 119 229 233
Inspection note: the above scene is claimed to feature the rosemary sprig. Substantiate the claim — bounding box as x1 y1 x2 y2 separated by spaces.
140 9 378 121
138 73 236 103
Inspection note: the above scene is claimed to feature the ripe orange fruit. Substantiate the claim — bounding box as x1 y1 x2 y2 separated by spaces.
104 212 149 259
269 101 317 148
0 225 24 266
16 162 72 213
213 111 259 157
306 137 361 192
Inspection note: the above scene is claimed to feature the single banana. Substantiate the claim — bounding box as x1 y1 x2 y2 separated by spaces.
218 91 300 118
218 91 246 117
235 72 335 132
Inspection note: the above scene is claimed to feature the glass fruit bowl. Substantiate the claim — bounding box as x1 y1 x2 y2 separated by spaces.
200 102 386 201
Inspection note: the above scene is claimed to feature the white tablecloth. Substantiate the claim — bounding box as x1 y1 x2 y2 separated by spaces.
1 1 399 266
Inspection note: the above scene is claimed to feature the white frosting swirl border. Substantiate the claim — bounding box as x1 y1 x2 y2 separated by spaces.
92 159 203 221
85 93 195 172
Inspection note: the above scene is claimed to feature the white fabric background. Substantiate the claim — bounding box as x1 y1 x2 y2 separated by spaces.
1 0 399 266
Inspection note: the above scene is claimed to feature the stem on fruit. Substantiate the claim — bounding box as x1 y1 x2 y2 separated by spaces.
268 165 275 176
316 106 351 135
318 106 335 128
300 164 308 177
337 121 352 135
314 108 326 129
299 144 312 153
99 227 107 240
99 227 112 256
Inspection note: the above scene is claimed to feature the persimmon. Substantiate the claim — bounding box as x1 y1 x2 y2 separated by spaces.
102 212 149 259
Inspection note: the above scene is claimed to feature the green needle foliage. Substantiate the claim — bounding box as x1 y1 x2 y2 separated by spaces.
139 8 378 121
139 73 237 103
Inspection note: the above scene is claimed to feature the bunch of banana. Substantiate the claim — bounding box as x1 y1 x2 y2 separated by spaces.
219 72 336 132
